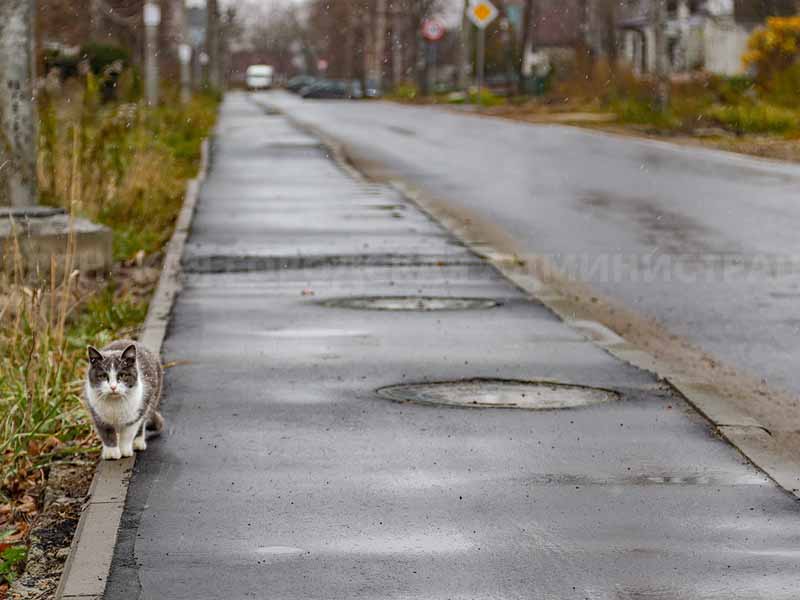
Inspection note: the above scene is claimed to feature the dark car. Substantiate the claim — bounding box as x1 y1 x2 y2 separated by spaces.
286 75 316 93
300 79 352 99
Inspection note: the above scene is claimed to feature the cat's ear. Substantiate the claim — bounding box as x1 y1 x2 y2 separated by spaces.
121 344 137 364
88 346 103 365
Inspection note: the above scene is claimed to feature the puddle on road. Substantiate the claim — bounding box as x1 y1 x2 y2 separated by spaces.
377 379 620 409
525 471 769 487
320 531 474 555
256 546 306 556
256 328 370 338
322 296 500 311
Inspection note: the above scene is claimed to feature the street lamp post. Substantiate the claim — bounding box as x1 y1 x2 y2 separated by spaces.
179 44 192 104
144 2 161 107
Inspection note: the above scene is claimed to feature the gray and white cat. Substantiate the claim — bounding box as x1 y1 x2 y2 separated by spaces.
84 340 164 460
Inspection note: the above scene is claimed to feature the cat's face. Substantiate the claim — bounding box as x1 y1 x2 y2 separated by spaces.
87 345 139 398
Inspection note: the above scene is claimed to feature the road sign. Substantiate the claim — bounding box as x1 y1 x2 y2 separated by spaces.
421 19 445 42
467 0 498 29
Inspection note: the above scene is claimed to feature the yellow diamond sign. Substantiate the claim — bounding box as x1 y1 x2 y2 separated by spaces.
468 0 498 29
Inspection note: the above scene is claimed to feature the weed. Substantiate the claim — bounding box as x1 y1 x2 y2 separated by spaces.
0 545 26 584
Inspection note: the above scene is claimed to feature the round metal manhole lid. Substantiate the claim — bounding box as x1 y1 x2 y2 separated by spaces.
376 379 620 410
321 296 500 311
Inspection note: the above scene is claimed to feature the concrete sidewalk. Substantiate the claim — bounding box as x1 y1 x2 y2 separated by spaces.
105 94 800 600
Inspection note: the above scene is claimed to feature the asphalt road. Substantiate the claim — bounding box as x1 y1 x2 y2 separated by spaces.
262 91 800 406
104 94 800 600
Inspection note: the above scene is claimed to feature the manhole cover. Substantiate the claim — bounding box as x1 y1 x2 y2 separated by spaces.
321 296 500 311
376 379 620 409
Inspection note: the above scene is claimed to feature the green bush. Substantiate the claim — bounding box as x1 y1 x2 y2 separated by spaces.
765 62 800 107
43 49 80 79
466 88 505 107
390 84 419 101
710 75 757 105
81 42 129 75
704 102 800 134
609 97 681 130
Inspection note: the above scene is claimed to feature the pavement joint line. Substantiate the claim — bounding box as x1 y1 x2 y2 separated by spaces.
54 138 211 600
268 101 800 502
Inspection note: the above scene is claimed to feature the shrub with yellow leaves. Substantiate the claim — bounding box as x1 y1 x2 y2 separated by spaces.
743 16 800 94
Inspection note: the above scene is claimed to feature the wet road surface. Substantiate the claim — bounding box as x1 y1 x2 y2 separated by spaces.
260 91 800 408
105 94 800 600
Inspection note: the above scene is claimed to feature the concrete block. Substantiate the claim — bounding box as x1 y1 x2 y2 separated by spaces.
1 208 113 279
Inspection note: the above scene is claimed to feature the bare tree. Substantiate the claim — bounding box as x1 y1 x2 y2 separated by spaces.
458 0 471 91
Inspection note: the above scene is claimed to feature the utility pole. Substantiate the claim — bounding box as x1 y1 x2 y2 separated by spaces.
458 0 470 92
374 0 387 91
654 0 670 110
392 12 403 86
476 25 485 101
0 0 37 207
179 44 192 104
207 0 221 90
517 0 534 95
143 2 161 106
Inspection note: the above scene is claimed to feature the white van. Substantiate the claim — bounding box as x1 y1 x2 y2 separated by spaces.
246 65 274 90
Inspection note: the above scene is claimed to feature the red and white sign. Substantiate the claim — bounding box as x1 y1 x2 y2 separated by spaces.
421 19 446 42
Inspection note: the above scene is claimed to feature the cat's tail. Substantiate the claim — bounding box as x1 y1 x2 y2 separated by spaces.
147 411 165 437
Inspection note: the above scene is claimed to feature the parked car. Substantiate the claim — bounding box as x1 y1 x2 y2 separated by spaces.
300 79 353 99
246 65 274 90
364 79 382 99
287 75 317 93
350 80 364 99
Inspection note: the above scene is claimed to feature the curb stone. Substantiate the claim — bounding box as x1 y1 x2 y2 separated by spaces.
269 102 800 503
54 138 210 600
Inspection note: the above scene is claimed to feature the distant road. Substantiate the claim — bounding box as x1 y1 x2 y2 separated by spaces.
262 90 800 427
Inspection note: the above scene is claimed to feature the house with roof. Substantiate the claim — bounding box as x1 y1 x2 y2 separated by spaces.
613 0 796 76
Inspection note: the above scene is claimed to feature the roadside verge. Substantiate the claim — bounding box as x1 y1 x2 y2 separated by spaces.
53 139 210 600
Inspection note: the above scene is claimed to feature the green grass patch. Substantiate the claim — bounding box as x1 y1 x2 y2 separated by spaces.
608 97 682 130
704 102 800 135
384 84 419 102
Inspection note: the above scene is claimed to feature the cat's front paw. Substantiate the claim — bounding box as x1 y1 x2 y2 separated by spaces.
120 445 134 458
101 445 122 460
133 437 147 451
